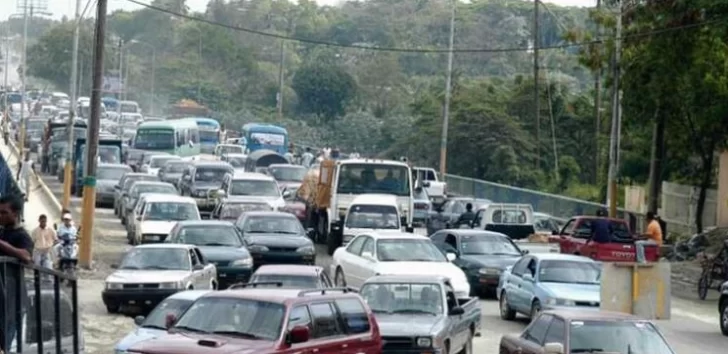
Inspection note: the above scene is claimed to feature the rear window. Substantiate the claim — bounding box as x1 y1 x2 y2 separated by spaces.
335 298 371 334
249 274 318 289
492 209 527 224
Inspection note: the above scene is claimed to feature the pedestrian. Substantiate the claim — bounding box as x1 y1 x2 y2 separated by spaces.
31 214 57 277
591 208 611 243
301 147 314 168
284 144 295 164
0 194 34 352
16 152 35 201
635 211 663 263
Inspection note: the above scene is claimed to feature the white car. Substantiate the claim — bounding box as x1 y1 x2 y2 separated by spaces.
217 172 286 210
132 194 201 244
144 155 181 176
331 231 471 299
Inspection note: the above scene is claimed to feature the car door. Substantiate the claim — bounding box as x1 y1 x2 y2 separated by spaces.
131 200 147 241
471 209 485 229
338 236 366 287
444 283 468 351
351 237 377 288
505 256 531 313
518 314 553 354
307 302 351 354
195 247 216 284
519 258 538 312
333 298 376 354
188 248 205 288
448 202 466 225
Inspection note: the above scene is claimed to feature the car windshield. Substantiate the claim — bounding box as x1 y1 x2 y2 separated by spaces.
227 156 246 168
231 180 280 197
337 163 410 196
144 202 200 221
377 239 447 262
174 297 284 340
135 129 174 150
164 162 186 173
119 248 190 270
27 120 45 131
98 146 122 163
268 166 306 182
220 203 271 220
360 283 442 316
569 320 674 354
132 185 177 198
539 260 601 284
194 168 229 182
98 167 131 181
199 129 219 142
243 216 302 235
124 176 158 190
346 205 399 229
142 298 196 330
151 156 179 168
179 225 242 247
249 274 318 289
460 235 521 256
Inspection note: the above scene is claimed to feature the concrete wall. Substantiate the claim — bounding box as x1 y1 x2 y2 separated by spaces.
717 152 728 227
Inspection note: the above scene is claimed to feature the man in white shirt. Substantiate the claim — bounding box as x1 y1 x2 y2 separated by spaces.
17 152 34 200
301 147 314 167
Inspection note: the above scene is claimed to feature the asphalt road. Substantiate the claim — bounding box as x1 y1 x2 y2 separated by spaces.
11 145 728 353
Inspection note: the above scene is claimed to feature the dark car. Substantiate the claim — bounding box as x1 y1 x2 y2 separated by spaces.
178 161 234 217
114 172 159 217
427 197 492 235
246 264 333 289
166 220 253 289
210 199 273 221
234 211 315 267
430 229 526 296
96 163 134 207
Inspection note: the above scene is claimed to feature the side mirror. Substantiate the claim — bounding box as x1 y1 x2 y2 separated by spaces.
193 264 205 270
282 190 291 199
423 181 431 188
289 325 310 344
134 315 145 326
110 264 118 269
521 249 530 255
449 306 465 316
543 342 565 354
446 252 457 262
361 252 375 261
215 189 226 198
165 313 177 329
306 228 316 239
522 273 534 282
114 185 120 190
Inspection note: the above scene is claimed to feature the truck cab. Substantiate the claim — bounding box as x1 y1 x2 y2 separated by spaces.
341 194 402 247
412 166 447 204
72 137 123 196
302 159 414 255
557 216 659 262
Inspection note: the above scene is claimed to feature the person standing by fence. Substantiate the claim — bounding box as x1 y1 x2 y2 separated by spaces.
31 214 56 277
16 152 35 202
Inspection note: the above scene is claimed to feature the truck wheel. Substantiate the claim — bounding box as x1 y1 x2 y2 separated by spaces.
529 299 542 321
326 225 341 256
317 213 328 244
499 291 516 320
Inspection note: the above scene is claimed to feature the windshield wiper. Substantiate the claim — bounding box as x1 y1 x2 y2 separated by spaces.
141 324 166 330
203 242 234 247
272 231 298 234
391 309 436 315
174 325 207 334
491 252 521 256
119 266 140 270
571 349 605 353
144 265 179 270
246 230 269 233
211 330 263 339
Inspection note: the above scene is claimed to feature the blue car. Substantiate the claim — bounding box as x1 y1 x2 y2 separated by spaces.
496 253 601 322
114 290 210 353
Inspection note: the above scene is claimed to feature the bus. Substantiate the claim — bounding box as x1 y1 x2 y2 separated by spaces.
192 117 221 154
242 123 289 155
134 119 200 156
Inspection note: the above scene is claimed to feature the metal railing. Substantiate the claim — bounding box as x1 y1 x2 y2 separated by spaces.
1 257 81 354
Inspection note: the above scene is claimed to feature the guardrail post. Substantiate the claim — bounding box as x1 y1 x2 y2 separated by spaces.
33 270 42 354
53 275 62 354
14 263 23 354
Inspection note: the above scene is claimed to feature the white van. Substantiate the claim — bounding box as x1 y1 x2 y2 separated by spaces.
340 194 402 246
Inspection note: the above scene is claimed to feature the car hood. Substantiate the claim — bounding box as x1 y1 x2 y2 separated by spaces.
539 282 601 303
192 182 223 191
376 314 443 336
106 270 190 283
196 246 251 262
115 327 166 351
375 262 470 297
128 332 275 354
459 254 521 269
140 221 179 235
246 234 311 248
162 172 182 180
228 195 284 208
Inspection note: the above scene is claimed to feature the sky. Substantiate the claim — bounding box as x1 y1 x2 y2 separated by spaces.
2 0 597 21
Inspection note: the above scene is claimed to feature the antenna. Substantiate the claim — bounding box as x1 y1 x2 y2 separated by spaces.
16 0 51 16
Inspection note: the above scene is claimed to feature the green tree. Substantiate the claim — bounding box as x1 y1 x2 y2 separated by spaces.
292 63 357 119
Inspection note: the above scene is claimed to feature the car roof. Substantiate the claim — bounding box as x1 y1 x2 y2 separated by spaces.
140 194 196 203
360 231 428 240
365 274 450 284
444 229 510 238
268 164 304 169
241 211 296 218
167 290 212 301
543 309 641 321
350 194 399 206
192 161 231 168
135 243 195 250
253 265 325 277
231 172 275 181
150 155 181 160
224 153 247 158
176 220 235 227
99 163 132 169
531 253 595 262
204 288 360 304
123 172 152 178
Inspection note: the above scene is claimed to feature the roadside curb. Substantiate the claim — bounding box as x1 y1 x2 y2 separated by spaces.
7 141 63 214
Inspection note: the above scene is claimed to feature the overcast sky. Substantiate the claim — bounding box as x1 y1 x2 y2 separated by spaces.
2 0 597 21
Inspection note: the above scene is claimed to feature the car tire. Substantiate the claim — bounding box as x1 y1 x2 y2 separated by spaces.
530 299 542 321
210 280 218 290
334 267 347 287
721 298 728 336
499 291 516 321
106 304 119 314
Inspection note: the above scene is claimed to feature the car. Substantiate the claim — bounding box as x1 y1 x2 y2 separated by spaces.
279 185 306 222
114 290 210 353
166 220 253 289
266 163 306 191
247 265 333 289
102 244 218 314
220 152 247 173
331 231 471 298
431 229 527 296
427 197 492 235
497 253 601 322
120 181 178 225
131 194 201 244
499 309 675 354
341 194 402 247
114 172 160 217
210 199 273 221
234 211 316 267
136 151 170 173
95 163 133 207
413 187 432 226
127 287 382 354
157 160 189 188
720 280 728 336
178 161 234 217
360 275 481 354
216 171 286 211
143 154 181 176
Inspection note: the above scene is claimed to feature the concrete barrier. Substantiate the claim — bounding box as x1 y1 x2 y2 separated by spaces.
600 262 672 319
4 140 63 214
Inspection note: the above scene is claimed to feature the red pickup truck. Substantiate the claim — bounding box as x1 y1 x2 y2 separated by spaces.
556 216 659 262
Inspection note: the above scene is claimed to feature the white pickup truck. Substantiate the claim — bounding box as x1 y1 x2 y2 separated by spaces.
413 167 447 204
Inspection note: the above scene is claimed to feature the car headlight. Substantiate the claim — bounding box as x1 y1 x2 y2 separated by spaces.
159 281 184 289
545 298 576 306
416 337 432 347
247 245 269 252
296 245 315 254
478 267 502 275
105 282 123 290
231 257 253 267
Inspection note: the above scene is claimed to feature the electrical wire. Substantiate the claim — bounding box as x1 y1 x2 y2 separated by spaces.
126 0 728 54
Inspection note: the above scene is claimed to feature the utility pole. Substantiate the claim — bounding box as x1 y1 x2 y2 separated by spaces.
607 0 622 217
593 0 603 184
149 50 155 114
276 39 284 121
63 0 82 210
79 0 108 269
438 0 455 177
533 0 540 168
116 40 123 138
18 0 29 161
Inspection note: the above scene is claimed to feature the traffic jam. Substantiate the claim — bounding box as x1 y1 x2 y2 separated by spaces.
4 94 689 353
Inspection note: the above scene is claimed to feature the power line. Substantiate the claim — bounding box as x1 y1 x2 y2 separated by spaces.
127 0 727 54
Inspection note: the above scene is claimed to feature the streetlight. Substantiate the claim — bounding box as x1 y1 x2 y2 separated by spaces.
127 40 156 115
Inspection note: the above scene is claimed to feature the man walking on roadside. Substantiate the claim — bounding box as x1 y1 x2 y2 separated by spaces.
17 152 34 201
31 214 57 277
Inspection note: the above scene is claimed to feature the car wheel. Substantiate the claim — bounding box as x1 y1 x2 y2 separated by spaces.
106 304 119 314
499 291 516 320
721 298 728 336
530 299 542 321
334 267 347 287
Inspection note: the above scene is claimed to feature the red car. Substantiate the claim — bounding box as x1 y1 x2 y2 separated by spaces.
557 216 659 262
128 286 382 354
281 186 306 223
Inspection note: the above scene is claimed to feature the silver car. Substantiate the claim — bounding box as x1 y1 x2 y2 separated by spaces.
96 163 133 207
